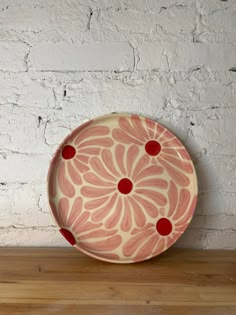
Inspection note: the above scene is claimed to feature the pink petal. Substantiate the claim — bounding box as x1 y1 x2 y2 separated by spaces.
85 196 109 210
147 129 154 139
81 186 115 198
175 195 197 226
136 178 168 189
123 229 154 257
79 228 117 240
75 126 110 144
173 189 191 220
76 154 89 164
159 130 174 142
67 162 82 185
79 138 113 148
79 147 100 155
73 159 89 173
161 148 178 156
155 124 165 139
73 212 90 232
121 198 132 232
84 172 114 187
135 189 167 206
105 196 122 229
131 115 149 140
112 129 142 145
70 120 94 142
133 195 158 218
145 117 156 138
49 200 60 225
81 235 122 251
58 198 69 226
127 145 139 177
175 214 190 227
134 165 164 182
135 234 160 260
58 163 75 198
90 156 115 181
119 116 144 141
153 237 166 255
128 196 146 227
101 149 120 177
132 155 150 180
160 154 193 174
168 181 178 217
162 137 182 148
159 207 165 217
78 221 102 234
158 158 190 187
151 157 157 164
92 193 118 222
177 149 191 160
131 223 154 235
162 148 191 160
115 144 126 176
67 197 83 227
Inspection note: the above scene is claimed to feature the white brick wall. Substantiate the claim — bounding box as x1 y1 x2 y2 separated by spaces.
0 0 235 249
30 42 133 71
0 41 28 72
138 43 236 71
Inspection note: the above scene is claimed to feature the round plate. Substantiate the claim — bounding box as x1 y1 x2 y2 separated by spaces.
47 114 198 263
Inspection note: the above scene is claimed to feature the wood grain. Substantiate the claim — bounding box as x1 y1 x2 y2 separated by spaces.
0 248 235 314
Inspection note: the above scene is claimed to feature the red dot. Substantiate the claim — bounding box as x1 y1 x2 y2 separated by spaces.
156 218 172 236
60 228 76 245
145 140 161 156
118 178 133 194
62 145 76 159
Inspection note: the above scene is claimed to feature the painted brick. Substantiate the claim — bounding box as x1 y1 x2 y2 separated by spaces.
0 74 55 107
0 4 89 33
0 41 28 72
138 42 236 71
0 154 49 183
29 42 134 71
99 10 158 34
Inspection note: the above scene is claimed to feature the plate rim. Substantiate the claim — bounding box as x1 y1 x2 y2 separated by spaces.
47 112 198 263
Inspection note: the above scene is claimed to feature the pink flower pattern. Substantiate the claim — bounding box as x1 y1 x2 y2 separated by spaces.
112 115 194 187
48 114 198 263
50 197 121 260
123 181 197 262
81 144 168 232
48 120 113 199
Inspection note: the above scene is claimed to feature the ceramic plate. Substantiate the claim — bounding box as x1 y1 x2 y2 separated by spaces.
47 114 198 263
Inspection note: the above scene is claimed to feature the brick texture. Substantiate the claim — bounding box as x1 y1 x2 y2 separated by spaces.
30 42 134 71
0 0 235 248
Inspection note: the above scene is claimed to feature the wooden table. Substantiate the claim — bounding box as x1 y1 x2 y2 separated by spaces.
0 248 235 314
